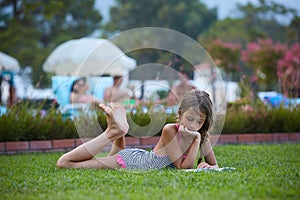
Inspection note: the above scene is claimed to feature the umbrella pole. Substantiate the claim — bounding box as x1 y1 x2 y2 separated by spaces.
0 78 2 105
8 85 16 107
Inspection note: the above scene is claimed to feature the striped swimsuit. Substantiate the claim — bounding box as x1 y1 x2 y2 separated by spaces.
116 149 175 170
116 124 182 170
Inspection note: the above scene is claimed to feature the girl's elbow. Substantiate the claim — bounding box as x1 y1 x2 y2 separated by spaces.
176 163 194 169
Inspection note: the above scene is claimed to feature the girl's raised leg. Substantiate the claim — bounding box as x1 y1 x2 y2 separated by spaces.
57 103 128 169
108 136 125 156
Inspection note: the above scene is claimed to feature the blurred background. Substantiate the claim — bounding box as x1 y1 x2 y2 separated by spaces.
0 0 299 107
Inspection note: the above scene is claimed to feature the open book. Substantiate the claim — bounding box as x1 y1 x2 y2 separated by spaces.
182 167 236 172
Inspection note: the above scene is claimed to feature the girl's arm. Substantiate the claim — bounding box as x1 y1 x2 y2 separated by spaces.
197 139 218 169
162 124 200 169
181 136 201 169
70 92 77 103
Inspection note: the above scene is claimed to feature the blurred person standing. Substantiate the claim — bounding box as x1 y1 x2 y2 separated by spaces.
104 75 132 104
167 71 196 107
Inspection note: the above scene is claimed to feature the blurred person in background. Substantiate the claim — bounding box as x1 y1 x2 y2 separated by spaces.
70 77 102 105
104 75 136 105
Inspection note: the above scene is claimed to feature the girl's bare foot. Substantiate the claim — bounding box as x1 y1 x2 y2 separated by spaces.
99 103 129 140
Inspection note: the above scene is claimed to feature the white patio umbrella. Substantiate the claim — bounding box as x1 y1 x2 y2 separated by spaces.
0 52 20 71
42 38 136 76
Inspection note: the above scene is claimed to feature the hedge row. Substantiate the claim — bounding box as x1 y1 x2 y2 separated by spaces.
223 105 300 133
0 102 299 142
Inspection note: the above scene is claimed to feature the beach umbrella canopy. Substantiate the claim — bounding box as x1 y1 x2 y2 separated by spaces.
0 52 20 71
42 38 136 76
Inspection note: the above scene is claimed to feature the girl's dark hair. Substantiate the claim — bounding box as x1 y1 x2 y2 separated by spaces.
70 77 85 93
177 89 214 145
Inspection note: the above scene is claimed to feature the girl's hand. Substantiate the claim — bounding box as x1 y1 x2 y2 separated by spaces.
197 162 219 169
179 125 201 138
178 125 201 153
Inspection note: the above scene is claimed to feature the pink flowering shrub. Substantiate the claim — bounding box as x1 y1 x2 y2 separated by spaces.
206 38 241 73
277 43 300 97
242 39 287 87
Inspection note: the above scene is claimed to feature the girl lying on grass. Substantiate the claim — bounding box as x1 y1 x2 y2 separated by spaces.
57 89 218 170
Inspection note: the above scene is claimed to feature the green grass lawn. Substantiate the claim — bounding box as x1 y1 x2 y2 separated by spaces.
1 144 299 200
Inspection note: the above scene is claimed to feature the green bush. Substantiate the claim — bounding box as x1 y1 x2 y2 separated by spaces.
0 102 299 142
127 107 177 137
98 106 177 137
0 102 77 141
222 104 300 134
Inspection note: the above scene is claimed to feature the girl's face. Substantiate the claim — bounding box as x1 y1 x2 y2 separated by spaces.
179 107 206 131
